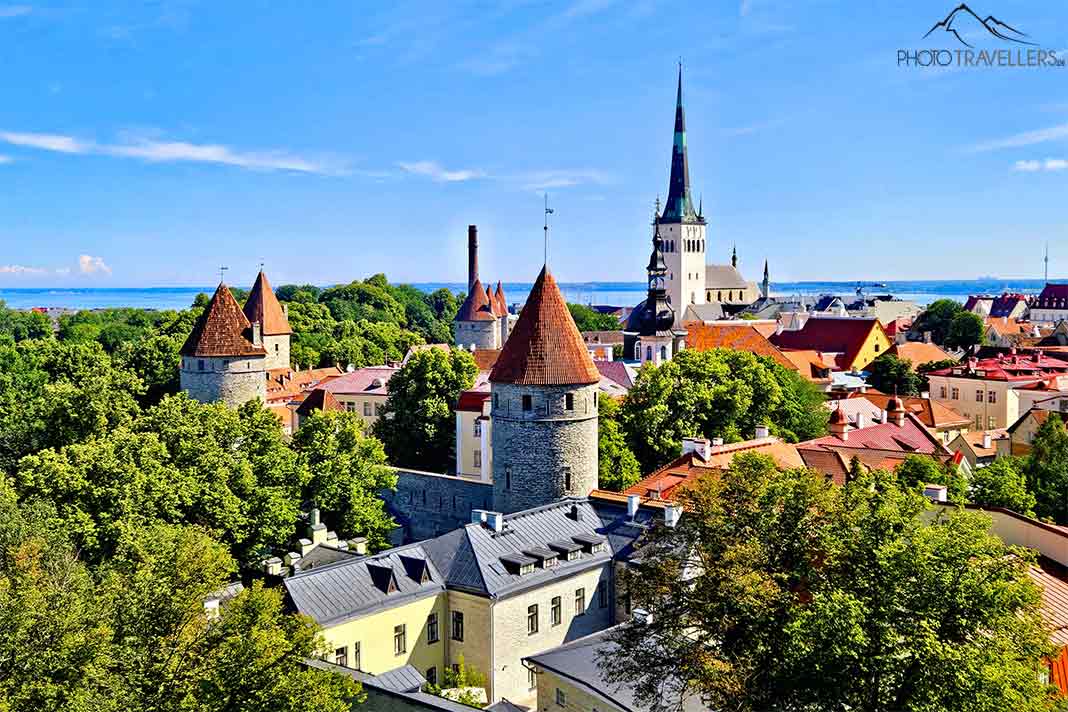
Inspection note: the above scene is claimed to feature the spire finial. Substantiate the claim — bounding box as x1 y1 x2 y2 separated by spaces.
676 60 683 107
259 259 265 272
731 243 737 268
543 193 554 267
219 265 228 284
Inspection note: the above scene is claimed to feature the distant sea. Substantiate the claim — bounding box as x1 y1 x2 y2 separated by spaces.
0 279 1058 312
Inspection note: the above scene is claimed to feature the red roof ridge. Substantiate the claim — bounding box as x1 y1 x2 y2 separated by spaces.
489 266 600 386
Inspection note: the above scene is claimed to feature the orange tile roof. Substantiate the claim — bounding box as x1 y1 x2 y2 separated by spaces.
889 341 953 366
296 387 345 417
685 324 798 371
490 266 600 386
181 283 266 358
472 348 501 372
243 270 292 335
956 429 1009 457
265 366 344 401
771 318 885 369
856 393 970 430
456 278 497 322
779 349 834 383
493 281 508 317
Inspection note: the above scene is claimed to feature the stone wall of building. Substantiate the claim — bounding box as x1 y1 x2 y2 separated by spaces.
262 333 291 371
383 469 494 542
491 383 599 513
179 355 266 407
453 320 499 351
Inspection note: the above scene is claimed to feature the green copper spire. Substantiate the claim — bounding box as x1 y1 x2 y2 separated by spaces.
660 65 700 224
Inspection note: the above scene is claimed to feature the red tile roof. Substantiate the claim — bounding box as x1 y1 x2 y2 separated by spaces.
801 412 946 455
472 349 501 372
457 390 491 412
489 266 600 386
685 324 798 371
854 393 970 430
296 388 345 416
181 283 266 358
492 281 508 317
770 318 886 369
925 353 1068 382
455 278 497 322
594 360 634 390
265 366 344 402
243 270 292 335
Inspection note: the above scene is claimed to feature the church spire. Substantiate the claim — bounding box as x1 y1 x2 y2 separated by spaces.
731 244 737 268
761 259 770 299
660 64 698 224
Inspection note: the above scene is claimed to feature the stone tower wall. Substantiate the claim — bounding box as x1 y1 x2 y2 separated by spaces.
262 333 291 371
180 355 267 408
453 320 500 350
491 382 599 513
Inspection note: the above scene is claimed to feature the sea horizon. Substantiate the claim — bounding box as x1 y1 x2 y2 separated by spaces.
0 277 1061 312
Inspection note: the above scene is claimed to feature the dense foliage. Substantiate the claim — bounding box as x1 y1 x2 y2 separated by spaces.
911 298 965 345
866 353 921 396
618 348 827 472
1023 413 1068 523
567 303 620 332
374 347 478 472
946 310 986 350
604 454 1056 711
597 396 642 492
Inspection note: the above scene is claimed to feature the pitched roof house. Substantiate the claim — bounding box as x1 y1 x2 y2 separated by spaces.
684 323 798 372
770 317 891 371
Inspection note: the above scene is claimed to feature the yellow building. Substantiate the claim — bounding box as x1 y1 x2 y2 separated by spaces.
455 390 492 481
771 317 892 372
318 365 398 429
283 499 659 707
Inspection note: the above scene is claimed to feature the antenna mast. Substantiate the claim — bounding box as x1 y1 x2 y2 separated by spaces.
219 265 229 284
543 193 554 266
1045 243 1050 284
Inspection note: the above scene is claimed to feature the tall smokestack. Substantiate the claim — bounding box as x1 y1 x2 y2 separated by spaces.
468 225 478 290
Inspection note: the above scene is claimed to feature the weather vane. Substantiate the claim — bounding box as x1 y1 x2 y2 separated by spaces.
543 193 554 266
219 265 228 284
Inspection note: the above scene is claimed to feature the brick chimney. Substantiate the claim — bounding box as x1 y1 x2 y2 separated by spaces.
468 225 479 291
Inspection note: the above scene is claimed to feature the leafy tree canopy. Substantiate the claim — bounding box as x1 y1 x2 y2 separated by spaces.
912 298 964 345
567 303 620 332
946 310 986 351
598 396 642 492
1024 413 1068 523
970 456 1036 515
866 353 921 396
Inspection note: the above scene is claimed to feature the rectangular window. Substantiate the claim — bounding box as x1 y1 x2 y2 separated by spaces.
975 414 983 429
474 420 482 437
522 395 532 411
976 389 984 403
527 604 539 635
574 587 586 616
452 611 464 641
506 467 511 490
197 359 205 371
427 613 439 643
528 666 537 690
394 624 406 655
334 645 348 667
363 402 372 416
988 390 997 404
473 450 482 468
565 393 574 411
427 666 437 686
551 596 562 626
989 416 997 429
598 582 608 609
951 387 960 400
939 386 947 399
564 468 571 491
556 689 566 707
354 641 361 671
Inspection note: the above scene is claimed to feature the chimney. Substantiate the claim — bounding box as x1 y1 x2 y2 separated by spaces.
982 432 992 450
627 494 640 518
308 508 328 545
632 608 653 625
284 552 302 567
664 504 682 528
471 509 488 525
711 437 724 447
467 225 479 291
855 413 866 430
681 437 712 461
348 537 368 555
263 557 283 576
754 424 770 439
569 503 583 522
485 511 504 534
923 331 932 344
880 409 888 424
251 321 263 346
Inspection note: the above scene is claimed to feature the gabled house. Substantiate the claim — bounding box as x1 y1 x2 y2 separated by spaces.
770 317 891 371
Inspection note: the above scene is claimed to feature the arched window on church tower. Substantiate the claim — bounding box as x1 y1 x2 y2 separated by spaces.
646 345 653 362
660 345 668 361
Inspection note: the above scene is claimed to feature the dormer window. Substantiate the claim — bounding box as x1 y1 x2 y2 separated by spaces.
523 547 559 569
549 540 583 561
500 553 538 575
572 533 607 554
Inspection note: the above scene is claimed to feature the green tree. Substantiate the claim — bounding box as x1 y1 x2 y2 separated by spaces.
604 455 1055 712
598 397 642 492
894 454 967 502
567 303 620 332
971 456 1036 515
292 411 398 551
113 333 183 406
319 280 406 325
276 283 322 303
426 654 487 707
373 348 477 472
1025 413 1068 523
917 357 958 392
619 349 824 472
865 353 921 396
0 302 52 342
913 298 964 345
946 310 985 351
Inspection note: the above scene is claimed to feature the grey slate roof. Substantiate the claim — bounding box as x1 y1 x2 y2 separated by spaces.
525 625 707 712
421 499 654 599
486 699 528 712
682 302 726 323
284 543 444 626
704 264 750 290
375 664 427 693
305 659 475 712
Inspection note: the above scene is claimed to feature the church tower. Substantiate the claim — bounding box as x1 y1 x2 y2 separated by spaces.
243 270 292 371
453 225 502 350
180 283 267 407
489 266 601 513
658 66 707 326
624 214 687 365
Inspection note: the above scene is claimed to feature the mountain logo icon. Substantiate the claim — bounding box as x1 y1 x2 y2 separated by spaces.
923 4 1037 48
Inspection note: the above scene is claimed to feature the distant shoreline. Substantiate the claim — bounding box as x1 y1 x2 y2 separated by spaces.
0 278 1057 312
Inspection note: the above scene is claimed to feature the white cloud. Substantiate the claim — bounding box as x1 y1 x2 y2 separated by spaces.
79 254 111 275
518 169 611 191
0 130 90 153
0 130 343 174
1013 158 1068 172
0 5 31 18
0 264 46 274
970 122 1068 152
398 160 485 182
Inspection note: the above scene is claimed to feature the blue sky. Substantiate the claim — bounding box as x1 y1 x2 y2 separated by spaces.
1 0 1067 288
